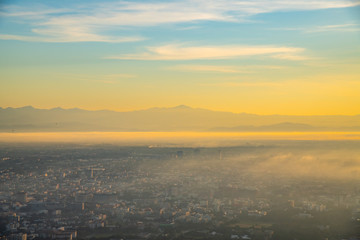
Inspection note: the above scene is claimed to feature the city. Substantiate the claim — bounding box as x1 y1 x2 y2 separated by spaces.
1 142 359 240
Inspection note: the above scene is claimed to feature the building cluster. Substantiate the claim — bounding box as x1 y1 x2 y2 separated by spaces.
0 145 359 240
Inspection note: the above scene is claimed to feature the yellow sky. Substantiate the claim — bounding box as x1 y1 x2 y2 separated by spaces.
1 0 359 115
1 69 359 115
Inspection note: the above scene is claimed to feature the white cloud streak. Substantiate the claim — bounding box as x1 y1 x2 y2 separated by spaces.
1 0 359 42
200 81 283 87
0 34 144 43
169 64 285 73
272 54 310 61
271 23 360 33
306 23 360 33
169 65 249 73
106 44 306 60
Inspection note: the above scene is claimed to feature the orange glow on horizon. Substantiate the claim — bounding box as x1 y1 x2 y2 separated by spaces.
1 132 360 145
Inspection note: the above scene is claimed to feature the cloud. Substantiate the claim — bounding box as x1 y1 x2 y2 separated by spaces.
177 26 202 31
168 65 248 73
0 5 69 19
272 54 310 61
0 34 144 43
1 0 359 42
271 23 360 33
106 44 305 60
200 81 283 87
169 64 285 73
306 23 360 33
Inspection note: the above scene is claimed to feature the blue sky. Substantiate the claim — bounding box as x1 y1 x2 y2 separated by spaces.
0 0 360 114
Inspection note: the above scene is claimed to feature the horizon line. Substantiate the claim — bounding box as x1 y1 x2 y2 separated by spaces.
1 105 360 117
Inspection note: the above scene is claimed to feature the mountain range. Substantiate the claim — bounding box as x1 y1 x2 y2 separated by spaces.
0 105 359 132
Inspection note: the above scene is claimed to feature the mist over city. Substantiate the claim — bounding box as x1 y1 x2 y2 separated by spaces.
1 139 360 239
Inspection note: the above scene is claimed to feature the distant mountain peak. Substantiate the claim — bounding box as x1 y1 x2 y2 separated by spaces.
19 105 35 110
50 107 64 111
1 105 359 133
172 105 192 109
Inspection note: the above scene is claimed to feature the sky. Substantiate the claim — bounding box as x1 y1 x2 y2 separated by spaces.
0 0 360 115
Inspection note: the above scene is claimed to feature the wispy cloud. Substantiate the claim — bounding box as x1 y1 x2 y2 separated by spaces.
0 5 69 19
1 0 359 42
177 26 202 31
169 65 249 73
169 64 285 73
271 23 360 33
306 23 360 33
272 54 310 61
0 34 144 43
201 81 283 87
106 44 306 60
